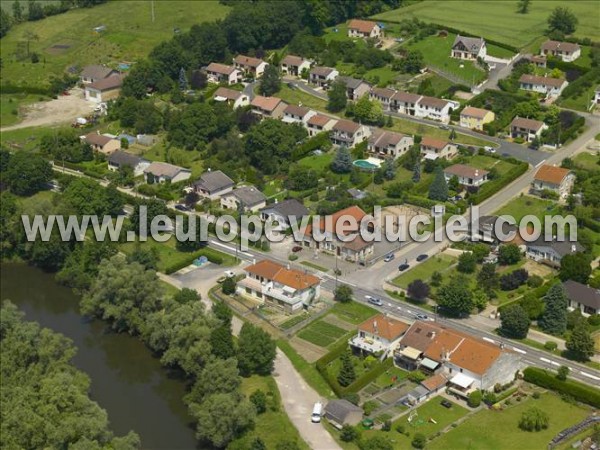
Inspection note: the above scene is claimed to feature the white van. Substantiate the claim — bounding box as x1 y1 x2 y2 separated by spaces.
311 402 323 423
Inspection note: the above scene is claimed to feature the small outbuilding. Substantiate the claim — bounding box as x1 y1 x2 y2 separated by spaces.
324 399 363 427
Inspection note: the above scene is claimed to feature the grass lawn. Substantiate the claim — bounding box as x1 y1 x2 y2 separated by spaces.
557 83 597 112
373 366 408 388
297 320 347 347
328 301 378 325
0 126 54 151
1 93 50 126
1 1 230 88
297 152 334 171
495 195 557 222
373 1 600 48
404 33 487 85
277 85 329 111
141 140 205 178
300 261 329 273
429 393 591 450
389 117 493 147
573 152 600 172
392 254 456 289
232 375 309 450
467 154 514 174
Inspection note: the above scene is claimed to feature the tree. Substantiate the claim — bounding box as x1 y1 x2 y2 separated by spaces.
411 433 427 449
407 279 430 303
437 277 473 316
557 365 570 381
62 177 123 217
547 7 578 35
498 244 521 265
360 435 393 450
327 79 347 112
340 424 358 442
250 438 267 450
566 323 595 361
250 389 267 414
237 323 276 376
331 145 353 174
520 293 545 320
499 268 529 291
519 407 549 432
276 440 301 450
210 325 235 359
457 252 477 274
222 276 236 295
477 263 499 297
395 50 423 74
259 64 281 96
0 9 12 38
4 152 52 196
334 285 353 303
412 159 421 183
449 128 456 141
559 252 592 284
185 358 241 405
468 390 482 407
178 67 188 91
338 349 356 387
538 283 568 335
517 0 530 14
417 77 434 96
126 244 159 270
383 158 395 180
500 304 530 338
12 0 23 22
428 166 448 201
431 271 442 287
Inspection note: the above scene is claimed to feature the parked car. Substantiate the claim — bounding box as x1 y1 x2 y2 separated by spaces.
439 125 450 130
484 146 496 153
441 399 453 409
415 314 429 321
365 295 383 306
224 270 235 278
174 204 189 212
502 152 510 158
416 254 428 262
383 253 395 262
292 246 303 253
398 263 410 271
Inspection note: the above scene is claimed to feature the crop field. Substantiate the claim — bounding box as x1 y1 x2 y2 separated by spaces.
373 1 600 49
297 320 348 347
0 1 230 88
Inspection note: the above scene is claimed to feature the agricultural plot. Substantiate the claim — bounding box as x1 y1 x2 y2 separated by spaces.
296 320 348 347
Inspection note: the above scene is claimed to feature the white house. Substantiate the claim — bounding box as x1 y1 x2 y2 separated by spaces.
349 314 409 355
280 55 311 77
236 259 321 314
233 55 268 78
420 137 457 160
519 74 568 98
415 96 459 123
510 116 548 142
193 170 235 200
144 162 191 184
107 151 150 177
369 87 397 111
306 114 337 137
330 119 371 148
390 91 421 116
84 74 124 103
347 19 382 39
540 40 581 62
282 104 317 125
444 164 489 187
205 63 241 85
367 129 414 160
563 280 600 316
220 185 267 213
309 66 339 89
451 35 487 60
259 199 309 231
80 65 117 84
212 87 249 109
531 164 574 199
526 237 583 265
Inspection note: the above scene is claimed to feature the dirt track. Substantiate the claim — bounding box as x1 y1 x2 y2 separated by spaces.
1 88 96 131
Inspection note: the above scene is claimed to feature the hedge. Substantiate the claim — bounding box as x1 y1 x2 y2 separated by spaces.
546 57 591 77
522 367 600 408
468 161 528 205
163 247 228 274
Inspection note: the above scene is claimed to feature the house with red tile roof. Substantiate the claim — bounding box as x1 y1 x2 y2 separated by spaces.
309 66 339 89
237 259 320 313
205 63 241 85
233 55 268 78
212 87 249 109
368 129 414 160
306 114 337 137
280 55 312 77
349 314 409 355
347 19 382 39
531 164 574 199
420 137 458 160
330 119 371 148
541 40 581 62
250 95 288 119
459 106 495 131
519 74 568 98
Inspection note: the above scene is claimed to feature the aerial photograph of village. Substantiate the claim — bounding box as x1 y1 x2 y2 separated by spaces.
0 0 599 449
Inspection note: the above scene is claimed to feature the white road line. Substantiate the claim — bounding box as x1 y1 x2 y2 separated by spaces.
511 347 527 354
580 371 600 381
540 357 559 366
482 337 496 344
535 160 545 168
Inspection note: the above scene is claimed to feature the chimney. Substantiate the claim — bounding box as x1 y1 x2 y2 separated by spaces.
571 244 577 253
287 263 290 270
373 320 378 334
475 170 479 178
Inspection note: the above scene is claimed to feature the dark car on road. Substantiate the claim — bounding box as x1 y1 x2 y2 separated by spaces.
398 263 410 271
416 254 428 262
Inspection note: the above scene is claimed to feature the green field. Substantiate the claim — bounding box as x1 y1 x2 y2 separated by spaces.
1 93 49 126
495 195 557 222
573 151 600 172
429 393 591 450
297 320 347 347
0 1 230 88
277 85 329 111
298 152 334 171
392 254 456 289
373 1 600 49
328 301 378 325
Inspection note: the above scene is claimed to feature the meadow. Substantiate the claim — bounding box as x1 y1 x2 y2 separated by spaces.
373 1 600 49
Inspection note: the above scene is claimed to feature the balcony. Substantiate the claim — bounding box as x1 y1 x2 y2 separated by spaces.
349 335 387 354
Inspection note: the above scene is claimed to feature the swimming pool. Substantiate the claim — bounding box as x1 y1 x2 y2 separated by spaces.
353 159 379 170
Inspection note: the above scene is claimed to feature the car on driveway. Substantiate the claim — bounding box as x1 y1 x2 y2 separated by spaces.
292 246 303 253
174 204 189 212
398 263 410 271
484 146 496 153
365 295 383 306
383 253 395 262
416 254 428 262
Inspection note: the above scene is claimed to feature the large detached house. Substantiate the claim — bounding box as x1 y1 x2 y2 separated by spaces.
280 55 311 77
531 164 574 199
220 185 267 213
420 137 457 160
368 129 414 160
563 280 600 316
260 199 309 231
80 65 117 84
205 63 241 85
519 74 568 98
237 260 320 313
444 164 489 187
306 114 337 137
212 87 249 109
84 74 124 103
107 151 149 177
250 95 287 119
451 35 487 60
83 133 121 154
460 106 495 131
525 237 583 265
330 120 371 148
193 170 235 200
309 66 339 89
540 40 581 62
510 117 547 142
282 105 317 125
416 96 458 123
338 76 371 100
347 19 382 39
233 55 268 78
350 314 410 355
144 162 191 184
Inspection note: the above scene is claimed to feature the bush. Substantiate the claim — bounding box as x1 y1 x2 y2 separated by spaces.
519 407 549 432
288 254 298 261
407 370 426 383
362 400 379 416
340 424 358 442
250 390 267 414
523 367 600 408
544 341 558 351
412 433 427 449
468 390 483 407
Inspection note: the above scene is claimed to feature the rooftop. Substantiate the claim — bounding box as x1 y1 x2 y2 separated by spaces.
244 259 320 290
260 198 309 218
310 66 337 77
206 62 237 75
358 314 409 341
84 133 113 147
308 114 335 127
391 91 422 104
541 40 581 53
281 54 306 66
369 129 408 148
563 280 600 310
88 74 124 91
230 185 266 207
144 161 189 178
81 64 115 80
452 35 486 54
444 164 489 179
333 119 361 134
519 74 566 88
534 164 571 185
284 104 311 118
305 205 367 235
348 19 378 34
251 95 285 112
108 150 146 167
421 136 449 150
460 106 492 119
213 87 245 101
193 170 234 192
510 116 546 131
234 54 265 68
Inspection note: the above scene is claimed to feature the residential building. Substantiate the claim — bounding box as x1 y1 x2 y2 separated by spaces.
338 76 371 101
205 63 241 85
282 104 317 125
324 400 363 427
347 188 367 200
451 35 487 60
280 55 311 77
394 321 522 395
510 116 548 142
80 65 117 84
416 96 459 123
193 170 235 200
563 280 600 316
212 87 249 109
301 205 375 263
107 150 150 177
260 199 309 230
250 95 288 119
367 129 414 160
593 86 600 107
540 40 581 62
468 215 518 244
309 66 339 89
444 164 489 187
529 54 547 68
236 259 320 313
531 164 574 199
144 162 191 184
390 91 421 116
369 87 396 110
306 114 337 137
459 106 495 131
84 74 124 103
220 185 267 213
525 237 584 265
349 314 410 355
519 74 568 98
420 137 457 160
82 133 121 154
347 19 382 39
330 119 371 148
233 55 268 78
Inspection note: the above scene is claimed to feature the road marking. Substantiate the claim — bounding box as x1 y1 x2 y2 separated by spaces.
580 371 600 381
535 161 545 168
482 337 496 344
539 357 559 366
210 241 253 258
511 347 527 354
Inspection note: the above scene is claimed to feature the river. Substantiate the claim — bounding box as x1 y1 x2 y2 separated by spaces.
0 263 202 450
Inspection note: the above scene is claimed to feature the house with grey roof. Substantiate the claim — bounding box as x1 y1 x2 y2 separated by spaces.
563 280 600 316
260 199 309 230
309 66 339 89
525 237 584 265
144 162 191 184
80 64 118 84
323 400 363 427
451 35 487 60
338 76 371 101
107 150 150 177
221 185 267 213
193 170 235 200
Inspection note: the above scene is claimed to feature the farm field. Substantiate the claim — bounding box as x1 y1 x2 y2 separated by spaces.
373 1 600 48
297 320 348 347
0 1 230 88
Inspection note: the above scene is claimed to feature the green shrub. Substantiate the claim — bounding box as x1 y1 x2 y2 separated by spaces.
523 367 600 408
468 390 482 407
544 341 558 351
